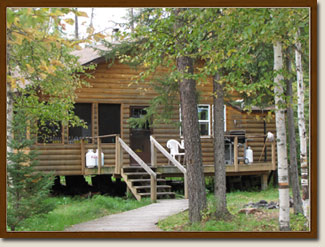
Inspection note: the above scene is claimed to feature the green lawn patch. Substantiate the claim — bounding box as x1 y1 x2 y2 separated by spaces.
15 195 151 231
158 188 308 232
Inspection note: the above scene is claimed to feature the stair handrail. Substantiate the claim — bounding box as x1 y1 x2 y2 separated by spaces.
117 137 157 202
150 136 186 174
150 135 188 199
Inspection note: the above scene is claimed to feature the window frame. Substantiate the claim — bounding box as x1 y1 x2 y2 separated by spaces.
179 104 212 138
212 104 227 134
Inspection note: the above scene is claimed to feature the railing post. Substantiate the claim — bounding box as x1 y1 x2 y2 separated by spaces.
115 135 122 175
272 140 276 170
150 175 157 203
234 136 238 172
150 137 157 167
97 137 102 175
184 173 188 199
81 139 85 175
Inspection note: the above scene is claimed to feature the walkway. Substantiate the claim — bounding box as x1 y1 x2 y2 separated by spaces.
65 199 189 232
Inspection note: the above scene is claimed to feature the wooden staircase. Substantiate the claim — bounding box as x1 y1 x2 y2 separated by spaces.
121 166 175 201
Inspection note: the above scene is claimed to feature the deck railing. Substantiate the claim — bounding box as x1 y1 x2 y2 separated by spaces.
150 135 188 199
223 134 276 171
81 134 158 202
80 134 118 175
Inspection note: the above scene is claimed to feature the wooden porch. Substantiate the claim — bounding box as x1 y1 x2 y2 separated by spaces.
33 134 276 201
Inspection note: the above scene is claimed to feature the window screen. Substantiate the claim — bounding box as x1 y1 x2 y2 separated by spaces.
68 103 92 143
38 121 62 143
99 104 121 143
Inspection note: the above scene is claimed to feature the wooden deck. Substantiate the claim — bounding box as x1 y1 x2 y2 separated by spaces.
32 134 276 201
32 134 276 177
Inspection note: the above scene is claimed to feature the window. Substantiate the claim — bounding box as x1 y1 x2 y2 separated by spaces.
212 105 227 132
198 105 210 136
37 121 62 144
179 104 211 137
68 103 92 143
130 107 150 130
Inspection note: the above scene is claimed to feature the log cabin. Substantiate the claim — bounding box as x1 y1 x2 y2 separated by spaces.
32 45 277 201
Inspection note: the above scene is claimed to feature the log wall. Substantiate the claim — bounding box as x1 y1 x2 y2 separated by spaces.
33 60 276 175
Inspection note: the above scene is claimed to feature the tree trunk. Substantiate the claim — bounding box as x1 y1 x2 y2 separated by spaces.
273 41 290 231
74 8 79 39
295 28 309 219
90 8 94 28
177 55 207 223
285 52 304 215
213 72 230 219
173 8 206 224
130 8 135 33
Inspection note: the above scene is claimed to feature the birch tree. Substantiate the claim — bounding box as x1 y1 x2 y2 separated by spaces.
273 40 290 231
295 28 309 219
285 51 304 215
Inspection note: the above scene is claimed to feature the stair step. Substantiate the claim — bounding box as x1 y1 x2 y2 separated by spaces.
128 178 165 182
138 191 176 198
123 172 161 178
138 191 175 196
122 166 157 172
128 179 166 186
134 185 171 190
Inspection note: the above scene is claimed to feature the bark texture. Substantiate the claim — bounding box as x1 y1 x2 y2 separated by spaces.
295 29 309 219
174 8 206 223
177 57 206 223
273 41 290 231
213 73 230 219
177 55 207 223
286 54 304 215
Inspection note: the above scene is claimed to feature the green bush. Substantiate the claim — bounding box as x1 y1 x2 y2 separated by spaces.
7 109 54 231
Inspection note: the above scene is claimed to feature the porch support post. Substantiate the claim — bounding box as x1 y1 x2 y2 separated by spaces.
234 136 239 172
97 137 102 175
150 175 157 202
272 140 276 170
261 173 268 190
81 139 85 175
115 135 122 175
150 138 157 167
184 173 188 199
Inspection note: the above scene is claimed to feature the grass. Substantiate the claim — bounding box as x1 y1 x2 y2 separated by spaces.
14 195 151 231
158 188 308 232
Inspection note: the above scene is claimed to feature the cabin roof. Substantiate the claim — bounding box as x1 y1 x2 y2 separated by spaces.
71 44 108 65
226 102 274 113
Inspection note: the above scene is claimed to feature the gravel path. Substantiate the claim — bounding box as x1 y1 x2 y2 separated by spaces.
65 199 188 232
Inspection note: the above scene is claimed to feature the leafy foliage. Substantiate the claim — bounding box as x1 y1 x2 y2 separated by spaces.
6 8 98 230
7 108 54 231
7 8 96 130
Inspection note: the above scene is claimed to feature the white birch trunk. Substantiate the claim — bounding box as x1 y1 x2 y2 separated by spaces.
295 29 309 219
273 41 290 231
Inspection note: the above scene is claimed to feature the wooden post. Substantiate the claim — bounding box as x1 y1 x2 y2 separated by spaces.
261 173 268 190
97 137 102 175
184 173 188 199
150 175 157 202
271 140 276 170
115 135 122 175
234 136 238 172
150 139 157 167
81 139 85 175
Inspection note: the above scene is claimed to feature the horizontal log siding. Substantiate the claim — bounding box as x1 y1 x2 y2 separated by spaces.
33 60 276 175
32 143 116 175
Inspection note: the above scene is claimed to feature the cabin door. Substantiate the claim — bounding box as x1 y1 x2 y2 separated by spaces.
129 106 151 166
